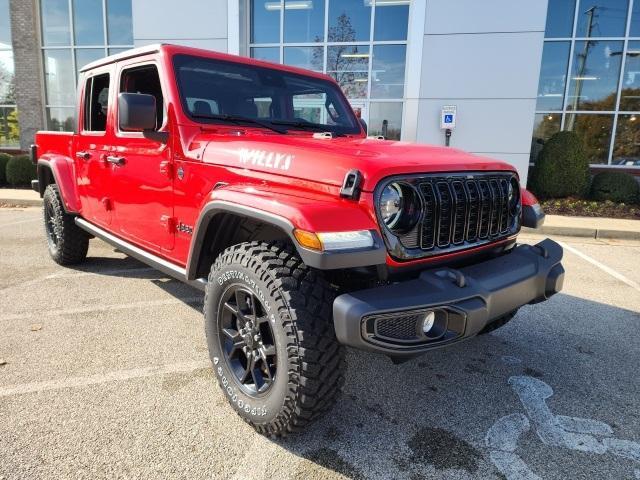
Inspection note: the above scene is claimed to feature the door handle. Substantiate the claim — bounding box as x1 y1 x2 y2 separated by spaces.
106 156 126 166
76 151 91 160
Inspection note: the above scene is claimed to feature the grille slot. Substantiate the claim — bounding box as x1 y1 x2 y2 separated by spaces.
410 173 519 257
375 314 421 341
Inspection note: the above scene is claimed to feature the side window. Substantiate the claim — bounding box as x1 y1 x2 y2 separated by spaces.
83 73 110 132
120 65 164 130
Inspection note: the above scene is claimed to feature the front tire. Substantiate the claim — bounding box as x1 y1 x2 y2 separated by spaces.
43 184 89 265
204 242 345 436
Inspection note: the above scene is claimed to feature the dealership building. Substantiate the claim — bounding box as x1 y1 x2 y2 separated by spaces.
2 0 640 184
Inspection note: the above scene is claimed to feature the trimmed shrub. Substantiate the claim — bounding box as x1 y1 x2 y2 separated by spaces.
6 155 36 186
529 131 590 199
590 171 639 204
0 152 11 185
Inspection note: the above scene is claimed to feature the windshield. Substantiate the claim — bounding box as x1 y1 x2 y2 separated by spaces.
173 54 361 136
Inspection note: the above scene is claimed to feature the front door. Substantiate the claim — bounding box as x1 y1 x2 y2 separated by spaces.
108 61 174 254
75 69 114 228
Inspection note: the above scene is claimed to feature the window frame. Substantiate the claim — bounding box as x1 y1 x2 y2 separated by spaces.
81 70 111 134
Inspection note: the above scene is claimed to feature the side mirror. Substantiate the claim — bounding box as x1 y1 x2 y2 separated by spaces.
359 118 368 134
118 93 156 131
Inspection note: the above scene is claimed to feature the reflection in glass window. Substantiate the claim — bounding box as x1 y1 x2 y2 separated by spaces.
0 107 19 148
369 102 402 140
0 50 15 105
41 0 71 46
46 107 75 132
531 113 562 162
575 0 628 38
109 48 130 56
251 0 281 43
371 45 406 99
43 49 76 106
328 0 371 42
537 42 570 111
631 0 640 36
619 42 640 111
107 0 133 45
374 1 410 41
566 40 623 111
251 47 280 63
283 46 324 72
0 0 11 44
284 0 325 43
565 113 614 163
327 45 369 99
613 114 640 165
545 0 576 38
76 49 105 76
73 0 105 45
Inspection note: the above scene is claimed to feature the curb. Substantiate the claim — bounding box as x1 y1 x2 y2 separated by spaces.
523 225 640 241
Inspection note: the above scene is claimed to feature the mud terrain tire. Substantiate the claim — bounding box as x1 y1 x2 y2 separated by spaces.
43 184 89 265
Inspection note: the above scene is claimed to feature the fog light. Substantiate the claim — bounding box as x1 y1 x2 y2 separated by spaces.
422 311 436 333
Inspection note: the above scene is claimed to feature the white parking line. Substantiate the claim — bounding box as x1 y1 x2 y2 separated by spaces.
0 360 211 398
0 296 203 322
558 241 640 293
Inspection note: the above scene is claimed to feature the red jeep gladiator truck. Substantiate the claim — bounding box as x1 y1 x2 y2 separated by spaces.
32 44 563 436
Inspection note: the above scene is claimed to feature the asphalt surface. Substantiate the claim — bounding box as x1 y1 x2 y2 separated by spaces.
1 206 639 480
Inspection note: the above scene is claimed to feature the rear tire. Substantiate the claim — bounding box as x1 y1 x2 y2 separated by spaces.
204 241 345 436
43 184 89 265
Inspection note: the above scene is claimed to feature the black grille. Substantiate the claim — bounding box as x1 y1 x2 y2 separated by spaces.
378 172 520 260
376 314 421 340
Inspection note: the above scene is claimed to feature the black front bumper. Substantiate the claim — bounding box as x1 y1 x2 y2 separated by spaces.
333 239 564 358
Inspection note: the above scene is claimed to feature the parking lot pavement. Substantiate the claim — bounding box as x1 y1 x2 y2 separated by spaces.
1 207 639 480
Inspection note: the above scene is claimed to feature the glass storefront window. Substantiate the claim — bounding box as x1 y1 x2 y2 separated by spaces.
631 0 640 36
369 102 402 140
619 41 640 112
328 0 371 42
0 107 19 148
106 0 133 45
371 45 406 99
46 107 75 132
41 0 72 46
613 114 640 166
531 113 562 162
565 113 614 163
283 46 323 71
537 42 570 111
545 0 576 38
575 0 628 38
75 49 105 76
108 48 129 56
0 49 14 105
327 45 369 99
73 0 105 46
251 0 281 44
44 49 75 106
374 1 410 41
0 0 10 45
251 47 280 63
566 40 623 111
284 0 325 43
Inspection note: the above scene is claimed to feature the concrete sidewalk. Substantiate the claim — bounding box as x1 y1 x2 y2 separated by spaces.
1 187 639 240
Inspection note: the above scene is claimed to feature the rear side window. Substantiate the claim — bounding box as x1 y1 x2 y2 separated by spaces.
83 73 110 132
120 64 164 130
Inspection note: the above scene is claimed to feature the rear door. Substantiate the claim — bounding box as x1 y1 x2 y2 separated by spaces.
107 60 174 254
75 69 114 227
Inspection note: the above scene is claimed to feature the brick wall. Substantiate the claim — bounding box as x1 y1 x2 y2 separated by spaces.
9 0 45 150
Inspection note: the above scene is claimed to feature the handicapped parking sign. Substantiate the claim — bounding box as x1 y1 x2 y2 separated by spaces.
440 105 457 130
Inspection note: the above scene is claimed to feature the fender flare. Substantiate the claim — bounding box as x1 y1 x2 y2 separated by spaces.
37 158 81 213
185 200 386 280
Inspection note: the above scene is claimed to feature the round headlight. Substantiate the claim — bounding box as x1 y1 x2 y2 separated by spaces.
380 183 403 228
379 182 421 233
508 178 520 214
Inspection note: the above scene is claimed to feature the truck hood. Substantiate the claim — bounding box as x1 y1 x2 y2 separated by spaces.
198 133 516 192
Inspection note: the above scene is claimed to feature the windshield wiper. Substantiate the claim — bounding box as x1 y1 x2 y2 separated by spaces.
191 113 287 134
270 119 327 131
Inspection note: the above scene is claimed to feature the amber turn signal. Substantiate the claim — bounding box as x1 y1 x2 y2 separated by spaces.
293 229 323 251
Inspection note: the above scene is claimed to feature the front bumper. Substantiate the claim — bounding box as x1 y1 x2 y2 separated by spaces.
333 239 564 359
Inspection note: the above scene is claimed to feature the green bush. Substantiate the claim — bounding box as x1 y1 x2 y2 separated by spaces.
590 171 639 204
0 152 11 185
529 131 590 199
5 155 36 186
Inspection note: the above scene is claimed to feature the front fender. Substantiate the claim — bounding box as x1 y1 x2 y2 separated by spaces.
37 157 81 213
186 187 386 279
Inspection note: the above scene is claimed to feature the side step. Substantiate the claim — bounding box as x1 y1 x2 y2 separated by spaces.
75 217 207 292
